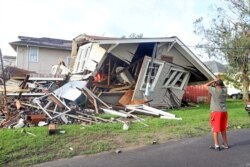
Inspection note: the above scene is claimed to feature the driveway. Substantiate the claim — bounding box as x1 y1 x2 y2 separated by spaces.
34 128 250 167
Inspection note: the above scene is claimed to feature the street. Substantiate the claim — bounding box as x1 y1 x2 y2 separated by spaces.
34 128 250 167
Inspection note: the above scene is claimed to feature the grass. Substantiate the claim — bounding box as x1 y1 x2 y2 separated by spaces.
0 100 249 166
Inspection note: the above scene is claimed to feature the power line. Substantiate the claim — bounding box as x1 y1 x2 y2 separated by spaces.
182 44 250 50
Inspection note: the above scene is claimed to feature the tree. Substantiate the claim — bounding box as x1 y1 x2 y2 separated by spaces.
193 0 250 101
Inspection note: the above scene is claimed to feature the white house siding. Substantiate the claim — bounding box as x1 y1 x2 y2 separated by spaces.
17 46 70 74
110 43 138 63
16 46 29 70
157 45 193 67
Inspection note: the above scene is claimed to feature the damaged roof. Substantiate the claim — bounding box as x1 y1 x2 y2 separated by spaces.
72 34 215 81
9 36 72 51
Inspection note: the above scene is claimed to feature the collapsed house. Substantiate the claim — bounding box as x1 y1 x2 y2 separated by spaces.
0 34 215 129
69 34 215 108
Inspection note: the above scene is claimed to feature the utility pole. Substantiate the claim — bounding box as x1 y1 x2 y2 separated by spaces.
0 49 9 120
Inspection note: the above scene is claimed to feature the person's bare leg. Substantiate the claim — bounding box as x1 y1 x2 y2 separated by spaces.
221 131 228 146
213 132 219 146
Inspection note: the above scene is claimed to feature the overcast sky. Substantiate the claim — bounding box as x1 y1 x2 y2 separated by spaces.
0 0 219 61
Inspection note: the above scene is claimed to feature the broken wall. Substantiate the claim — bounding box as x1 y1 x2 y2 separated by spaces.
132 56 190 108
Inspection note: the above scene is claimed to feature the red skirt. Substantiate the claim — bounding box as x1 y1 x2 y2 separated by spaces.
210 111 228 132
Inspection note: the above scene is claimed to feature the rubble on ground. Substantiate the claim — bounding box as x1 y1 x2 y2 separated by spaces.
0 65 181 130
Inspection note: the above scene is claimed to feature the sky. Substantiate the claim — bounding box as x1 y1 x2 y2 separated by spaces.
0 0 220 61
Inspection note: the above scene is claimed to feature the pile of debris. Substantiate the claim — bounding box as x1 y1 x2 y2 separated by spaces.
0 68 181 130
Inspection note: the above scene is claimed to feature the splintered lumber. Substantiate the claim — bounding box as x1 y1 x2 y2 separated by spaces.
101 108 129 118
33 98 53 119
81 87 110 108
141 105 176 118
15 100 22 110
80 88 99 114
92 83 119 89
109 85 133 93
44 91 65 109
129 99 147 105
21 102 42 110
126 104 182 120
118 89 133 106
0 86 30 92
125 106 159 116
118 110 148 127
76 111 112 123
18 75 30 99
66 114 96 123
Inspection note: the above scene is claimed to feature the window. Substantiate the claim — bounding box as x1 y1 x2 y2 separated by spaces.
163 68 190 90
140 60 164 91
29 47 39 62
66 56 72 67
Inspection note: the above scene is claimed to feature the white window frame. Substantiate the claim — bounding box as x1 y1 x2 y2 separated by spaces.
140 59 164 91
29 47 39 63
72 43 92 73
163 67 190 90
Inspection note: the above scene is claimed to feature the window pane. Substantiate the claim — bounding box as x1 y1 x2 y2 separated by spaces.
66 56 71 67
141 61 162 91
29 47 38 62
163 68 189 90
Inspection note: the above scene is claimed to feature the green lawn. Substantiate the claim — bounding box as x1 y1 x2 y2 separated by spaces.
0 100 249 166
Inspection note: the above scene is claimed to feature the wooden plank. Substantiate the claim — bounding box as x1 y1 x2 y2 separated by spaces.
7 92 45 96
81 89 99 114
102 108 128 118
118 89 133 106
92 83 119 89
125 106 159 116
46 94 65 109
18 75 30 99
109 85 133 92
76 111 112 122
81 87 110 108
0 87 30 92
15 100 22 110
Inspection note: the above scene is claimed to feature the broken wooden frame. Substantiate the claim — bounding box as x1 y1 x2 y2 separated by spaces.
32 92 71 122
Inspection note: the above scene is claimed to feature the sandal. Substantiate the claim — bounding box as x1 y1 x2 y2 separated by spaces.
221 144 229 149
209 145 221 151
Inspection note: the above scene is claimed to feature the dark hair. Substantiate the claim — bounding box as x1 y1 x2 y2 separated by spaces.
215 79 225 87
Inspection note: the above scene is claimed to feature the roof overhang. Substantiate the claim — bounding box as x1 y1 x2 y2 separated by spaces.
71 34 215 81
9 42 71 51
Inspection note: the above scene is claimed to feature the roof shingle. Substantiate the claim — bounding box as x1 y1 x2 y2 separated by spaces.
10 36 72 51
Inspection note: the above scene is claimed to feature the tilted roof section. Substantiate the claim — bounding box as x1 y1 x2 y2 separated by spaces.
72 34 215 81
9 36 72 51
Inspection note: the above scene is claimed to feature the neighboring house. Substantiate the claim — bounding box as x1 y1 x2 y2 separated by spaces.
3 55 16 66
204 60 225 75
9 36 72 74
69 34 215 108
